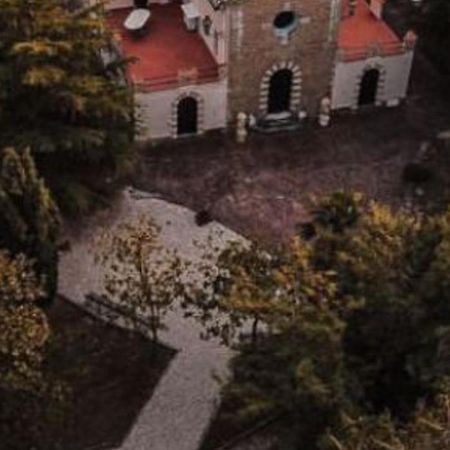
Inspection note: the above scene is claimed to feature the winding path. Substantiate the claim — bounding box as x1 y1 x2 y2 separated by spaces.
58 189 244 450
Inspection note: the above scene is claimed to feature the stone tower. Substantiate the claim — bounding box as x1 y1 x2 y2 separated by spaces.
227 0 341 124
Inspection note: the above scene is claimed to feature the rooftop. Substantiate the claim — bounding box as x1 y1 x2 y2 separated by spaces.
107 3 219 91
338 0 405 61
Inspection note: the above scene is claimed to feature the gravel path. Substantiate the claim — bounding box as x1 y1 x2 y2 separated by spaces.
58 188 244 450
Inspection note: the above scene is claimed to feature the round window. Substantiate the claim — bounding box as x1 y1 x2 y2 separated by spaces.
273 11 296 31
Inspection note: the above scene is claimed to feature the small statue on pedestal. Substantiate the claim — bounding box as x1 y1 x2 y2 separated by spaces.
318 95 331 127
236 112 248 144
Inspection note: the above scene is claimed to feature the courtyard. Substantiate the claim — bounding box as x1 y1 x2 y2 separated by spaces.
135 47 450 244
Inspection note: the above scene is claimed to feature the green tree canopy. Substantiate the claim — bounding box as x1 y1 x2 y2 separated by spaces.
96 216 187 343
192 193 450 449
0 251 49 393
0 147 60 301
0 0 134 213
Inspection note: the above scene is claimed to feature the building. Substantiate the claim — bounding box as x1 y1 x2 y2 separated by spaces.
332 0 416 110
100 0 416 140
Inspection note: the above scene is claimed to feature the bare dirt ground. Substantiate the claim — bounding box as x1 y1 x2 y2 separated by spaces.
135 49 450 244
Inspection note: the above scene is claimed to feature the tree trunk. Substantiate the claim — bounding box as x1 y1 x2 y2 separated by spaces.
251 317 259 346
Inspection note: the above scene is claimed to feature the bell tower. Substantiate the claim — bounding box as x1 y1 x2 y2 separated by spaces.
227 0 339 124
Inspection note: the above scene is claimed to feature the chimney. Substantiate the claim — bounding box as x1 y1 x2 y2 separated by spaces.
368 0 385 20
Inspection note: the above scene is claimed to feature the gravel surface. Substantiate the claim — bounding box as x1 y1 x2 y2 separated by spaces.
58 188 245 450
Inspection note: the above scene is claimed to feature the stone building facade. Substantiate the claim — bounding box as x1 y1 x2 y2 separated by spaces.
227 0 340 122
100 0 416 139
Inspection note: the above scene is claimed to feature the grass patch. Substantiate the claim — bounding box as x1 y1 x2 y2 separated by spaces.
1 297 175 450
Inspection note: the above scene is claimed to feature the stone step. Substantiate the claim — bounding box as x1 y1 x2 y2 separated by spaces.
252 114 301 134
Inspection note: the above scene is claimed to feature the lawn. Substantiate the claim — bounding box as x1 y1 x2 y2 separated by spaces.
1 297 175 450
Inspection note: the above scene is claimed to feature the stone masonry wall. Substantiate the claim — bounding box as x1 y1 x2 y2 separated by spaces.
227 0 340 121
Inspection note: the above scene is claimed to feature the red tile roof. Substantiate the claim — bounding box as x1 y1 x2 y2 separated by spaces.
107 4 219 91
339 0 405 62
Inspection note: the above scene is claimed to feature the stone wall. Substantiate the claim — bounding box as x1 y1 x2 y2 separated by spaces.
227 0 339 121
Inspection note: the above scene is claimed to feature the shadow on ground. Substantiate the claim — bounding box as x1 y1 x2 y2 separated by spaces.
46 298 176 450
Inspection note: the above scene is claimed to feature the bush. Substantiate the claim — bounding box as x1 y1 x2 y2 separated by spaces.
312 191 363 233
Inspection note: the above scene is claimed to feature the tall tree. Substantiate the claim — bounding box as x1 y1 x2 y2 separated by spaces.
96 216 187 343
0 250 68 450
0 0 134 213
0 251 48 393
322 380 450 450
192 194 450 449
0 147 60 302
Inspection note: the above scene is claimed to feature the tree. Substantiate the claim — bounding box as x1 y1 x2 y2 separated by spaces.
190 194 450 449
0 0 134 213
0 251 69 450
182 241 281 345
334 203 450 417
322 380 450 450
96 216 187 343
0 251 49 393
186 235 354 447
0 147 60 302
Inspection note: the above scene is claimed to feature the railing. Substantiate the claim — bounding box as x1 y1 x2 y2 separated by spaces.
338 40 409 62
133 65 223 92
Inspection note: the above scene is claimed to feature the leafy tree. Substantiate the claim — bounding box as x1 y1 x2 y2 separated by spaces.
335 204 450 416
192 195 450 449
183 241 281 345
0 251 48 392
0 251 69 450
0 147 60 302
311 191 363 234
0 0 134 213
322 380 450 450
187 236 355 447
96 216 187 343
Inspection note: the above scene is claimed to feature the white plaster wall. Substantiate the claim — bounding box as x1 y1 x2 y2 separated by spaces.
104 0 132 9
135 79 227 140
191 0 228 65
331 50 414 109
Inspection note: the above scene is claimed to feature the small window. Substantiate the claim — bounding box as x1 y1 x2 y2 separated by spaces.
273 11 297 32
203 15 212 35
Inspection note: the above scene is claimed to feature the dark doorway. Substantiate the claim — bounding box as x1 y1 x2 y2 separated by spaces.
134 0 148 7
268 69 293 114
358 69 380 106
177 97 198 136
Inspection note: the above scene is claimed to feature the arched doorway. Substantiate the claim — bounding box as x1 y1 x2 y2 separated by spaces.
177 96 198 136
268 69 293 114
358 69 380 106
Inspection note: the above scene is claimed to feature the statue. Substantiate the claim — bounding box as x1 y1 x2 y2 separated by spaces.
248 113 257 129
318 95 331 127
298 108 308 122
236 112 248 144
